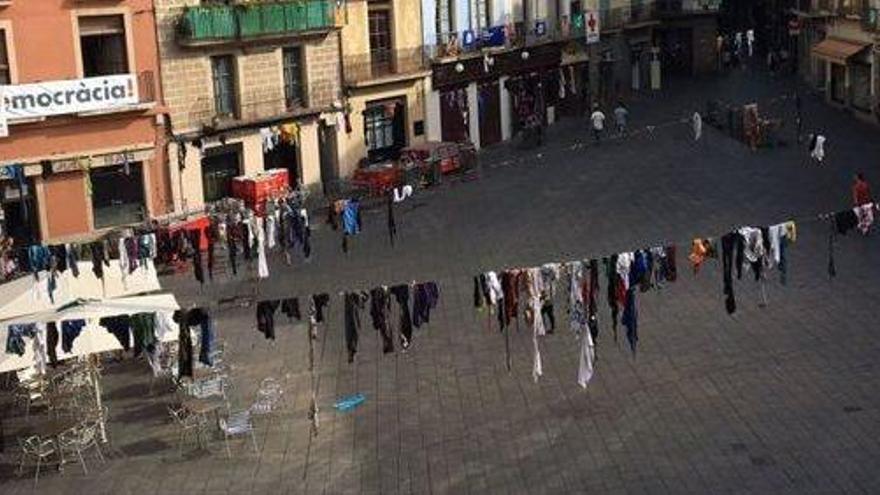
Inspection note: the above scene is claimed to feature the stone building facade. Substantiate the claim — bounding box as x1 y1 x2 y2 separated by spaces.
154 0 345 210
336 0 431 178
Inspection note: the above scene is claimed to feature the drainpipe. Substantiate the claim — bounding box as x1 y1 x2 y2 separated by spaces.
150 0 181 215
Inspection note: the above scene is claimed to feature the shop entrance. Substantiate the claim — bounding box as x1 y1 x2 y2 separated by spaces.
201 144 242 203
0 178 38 243
440 87 470 143
90 163 146 228
478 80 502 147
264 141 300 186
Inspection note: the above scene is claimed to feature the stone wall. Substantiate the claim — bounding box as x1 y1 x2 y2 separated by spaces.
154 0 342 134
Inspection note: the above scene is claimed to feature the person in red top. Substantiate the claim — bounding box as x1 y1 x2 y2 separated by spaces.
852 172 873 206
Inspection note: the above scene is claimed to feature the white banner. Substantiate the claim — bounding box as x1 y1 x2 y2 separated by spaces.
1 74 139 120
585 10 600 44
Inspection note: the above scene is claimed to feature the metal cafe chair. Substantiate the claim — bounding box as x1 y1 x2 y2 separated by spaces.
58 421 105 475
167 406 208 457
217 410 259 458
16 435 58 488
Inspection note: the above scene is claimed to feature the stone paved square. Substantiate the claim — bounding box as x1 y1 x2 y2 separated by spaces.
3 69 880 495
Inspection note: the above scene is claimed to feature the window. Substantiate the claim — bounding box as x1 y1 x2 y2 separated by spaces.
211 55 237 117
201 144 242 203
436 0 453 40
79 15 129 77
368 4 392 75
479 0 491 30
0 30 10 84
91 163 145 228
471 0 490 31
282 47 304 109
364 105 394 152
364 99 406 162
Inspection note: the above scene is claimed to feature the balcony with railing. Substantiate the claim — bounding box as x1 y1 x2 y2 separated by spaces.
655 0 721 14
182 89 322 131
344 47 430 87
427 3 665 61
176 0 337 47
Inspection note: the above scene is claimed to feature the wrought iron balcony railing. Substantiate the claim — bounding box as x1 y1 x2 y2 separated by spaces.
344 47 430 85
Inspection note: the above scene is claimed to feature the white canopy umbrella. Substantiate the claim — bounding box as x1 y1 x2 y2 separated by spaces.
0 260 162 322
0 293 181 373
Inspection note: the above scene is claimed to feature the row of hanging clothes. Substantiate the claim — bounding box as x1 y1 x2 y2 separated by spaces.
253 282 440 363
156 194 312 285
827 202 876 278
18 230 158 302
4 311 177 375
475 245 678 388
328 198 362 253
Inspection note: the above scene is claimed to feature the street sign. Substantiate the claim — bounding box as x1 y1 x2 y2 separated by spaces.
585 10 600 44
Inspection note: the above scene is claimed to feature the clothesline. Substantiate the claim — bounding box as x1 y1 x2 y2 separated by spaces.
476 202 872 281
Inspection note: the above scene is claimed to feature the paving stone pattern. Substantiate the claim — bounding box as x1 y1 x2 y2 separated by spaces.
3 68 880 494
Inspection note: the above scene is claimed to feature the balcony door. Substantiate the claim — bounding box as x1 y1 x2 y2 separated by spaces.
368 3 392 77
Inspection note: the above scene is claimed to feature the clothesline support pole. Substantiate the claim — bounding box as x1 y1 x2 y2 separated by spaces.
504 327 511 372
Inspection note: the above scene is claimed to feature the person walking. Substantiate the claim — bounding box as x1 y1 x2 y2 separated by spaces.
809 133 826 165
613 101 629 137
852 172 873 207
794 91 803 143
590 104 606 144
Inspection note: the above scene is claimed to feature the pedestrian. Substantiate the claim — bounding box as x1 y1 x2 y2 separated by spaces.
613 101 629 137
590 104 605 144
794 91 803 143
809 133 826 165
692 111 703 141
746 29 755 57
852 172 872 207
